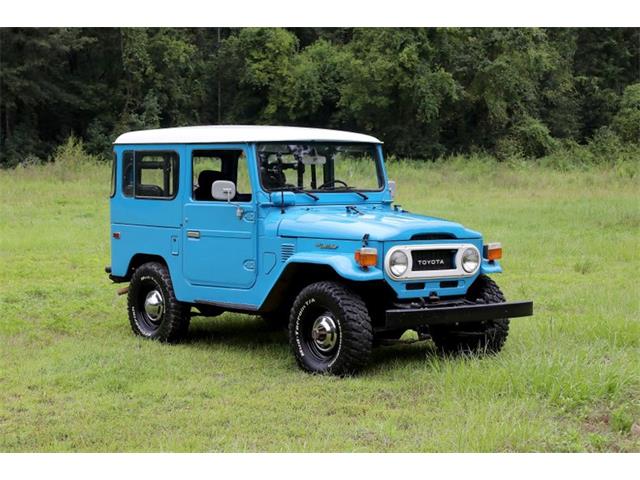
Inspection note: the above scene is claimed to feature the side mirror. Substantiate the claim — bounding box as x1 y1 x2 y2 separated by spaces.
212 180 244 219
388 180 396 199
212 180 236 201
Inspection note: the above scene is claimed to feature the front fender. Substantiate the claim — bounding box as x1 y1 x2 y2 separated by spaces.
284 252 384 281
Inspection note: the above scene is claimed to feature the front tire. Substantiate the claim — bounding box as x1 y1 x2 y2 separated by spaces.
127 262 189 342
430 275 510 355
289 281 373 375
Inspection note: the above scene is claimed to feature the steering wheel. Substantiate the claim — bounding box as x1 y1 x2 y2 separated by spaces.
318 179 349 189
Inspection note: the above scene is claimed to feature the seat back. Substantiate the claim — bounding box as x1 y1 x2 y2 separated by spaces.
194 170 225 201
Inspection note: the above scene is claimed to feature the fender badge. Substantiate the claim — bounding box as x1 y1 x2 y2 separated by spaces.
316 243 338 250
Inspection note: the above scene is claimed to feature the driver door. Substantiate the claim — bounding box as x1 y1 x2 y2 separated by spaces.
182 146 257 288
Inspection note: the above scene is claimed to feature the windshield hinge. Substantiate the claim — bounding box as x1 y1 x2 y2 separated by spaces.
346 205 363 215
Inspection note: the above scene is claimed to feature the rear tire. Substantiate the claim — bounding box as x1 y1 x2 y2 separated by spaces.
127 262 189 343
430 275 510 355
289 281 373 375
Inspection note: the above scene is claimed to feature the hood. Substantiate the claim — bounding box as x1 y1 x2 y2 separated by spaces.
277 206 481 241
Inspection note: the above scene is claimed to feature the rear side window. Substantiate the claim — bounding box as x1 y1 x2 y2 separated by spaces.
122 151 179 199
110 153 116 198
123 151 134 196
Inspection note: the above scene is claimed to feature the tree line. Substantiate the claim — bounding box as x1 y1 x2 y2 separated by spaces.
0 27 638 167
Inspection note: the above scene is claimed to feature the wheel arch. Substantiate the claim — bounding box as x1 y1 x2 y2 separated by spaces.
124 253 170 280
260 262 338 314
259 261 393 316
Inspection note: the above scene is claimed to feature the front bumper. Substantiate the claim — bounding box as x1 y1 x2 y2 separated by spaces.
379 300 533 332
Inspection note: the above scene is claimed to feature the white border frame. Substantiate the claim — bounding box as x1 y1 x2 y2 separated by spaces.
3 453 636 480
1 1 636 27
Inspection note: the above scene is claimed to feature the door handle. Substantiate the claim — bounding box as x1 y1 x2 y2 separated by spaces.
187 230 201 239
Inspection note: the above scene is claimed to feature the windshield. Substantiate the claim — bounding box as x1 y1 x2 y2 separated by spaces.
257 142 383 193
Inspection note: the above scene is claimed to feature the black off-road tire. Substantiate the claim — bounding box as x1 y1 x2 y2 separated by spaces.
430 275 510 356
289 281 373 375
127 261 190 343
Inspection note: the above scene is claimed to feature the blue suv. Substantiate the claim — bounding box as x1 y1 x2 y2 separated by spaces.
107 126 533 374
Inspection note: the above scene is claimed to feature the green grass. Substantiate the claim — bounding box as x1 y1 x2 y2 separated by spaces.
1 157 639 452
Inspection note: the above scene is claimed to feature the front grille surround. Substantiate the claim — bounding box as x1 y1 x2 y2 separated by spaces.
384 243 480 280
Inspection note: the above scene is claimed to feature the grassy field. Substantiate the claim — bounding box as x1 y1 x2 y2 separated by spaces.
1 157 638 452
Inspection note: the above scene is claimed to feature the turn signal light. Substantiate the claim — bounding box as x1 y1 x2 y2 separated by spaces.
484 242 502 261
355 247 378 268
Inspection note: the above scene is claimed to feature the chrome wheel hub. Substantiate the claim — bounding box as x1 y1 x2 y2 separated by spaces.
144 290 164 323
311 315 338 352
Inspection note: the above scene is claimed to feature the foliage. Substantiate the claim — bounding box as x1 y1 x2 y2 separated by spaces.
496 116 558 160
336 29 460 157
215 28 299 122
48 135 100 181
1 27 639 167
611 83 640 143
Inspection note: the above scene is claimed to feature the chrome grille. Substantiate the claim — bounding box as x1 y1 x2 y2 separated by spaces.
410 249 457 271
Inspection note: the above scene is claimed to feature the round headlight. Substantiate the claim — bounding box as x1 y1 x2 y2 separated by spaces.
461 247 480 273
389 250 409 277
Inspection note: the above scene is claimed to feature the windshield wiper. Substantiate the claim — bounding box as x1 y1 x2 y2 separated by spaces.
344 187 369 200
269 186 319 201
317 179 369 200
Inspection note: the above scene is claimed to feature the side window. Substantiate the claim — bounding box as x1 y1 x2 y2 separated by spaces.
110 153 116 198
235 153 252 199
122 151 179 199
192 149 252 202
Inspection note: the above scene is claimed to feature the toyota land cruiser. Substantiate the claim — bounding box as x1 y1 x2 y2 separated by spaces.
107 126 533 374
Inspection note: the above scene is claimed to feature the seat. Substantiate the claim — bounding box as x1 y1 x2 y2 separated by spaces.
261 165 287 190
194 170 225 201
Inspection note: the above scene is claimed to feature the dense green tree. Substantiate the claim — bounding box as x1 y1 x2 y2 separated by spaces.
572 28 640 139
215 27 299 122
612 83 640 143
0 28 96 164
336 28 460 156
0 27 638 167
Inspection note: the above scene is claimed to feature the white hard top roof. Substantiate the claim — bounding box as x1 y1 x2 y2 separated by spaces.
114 125 381 145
